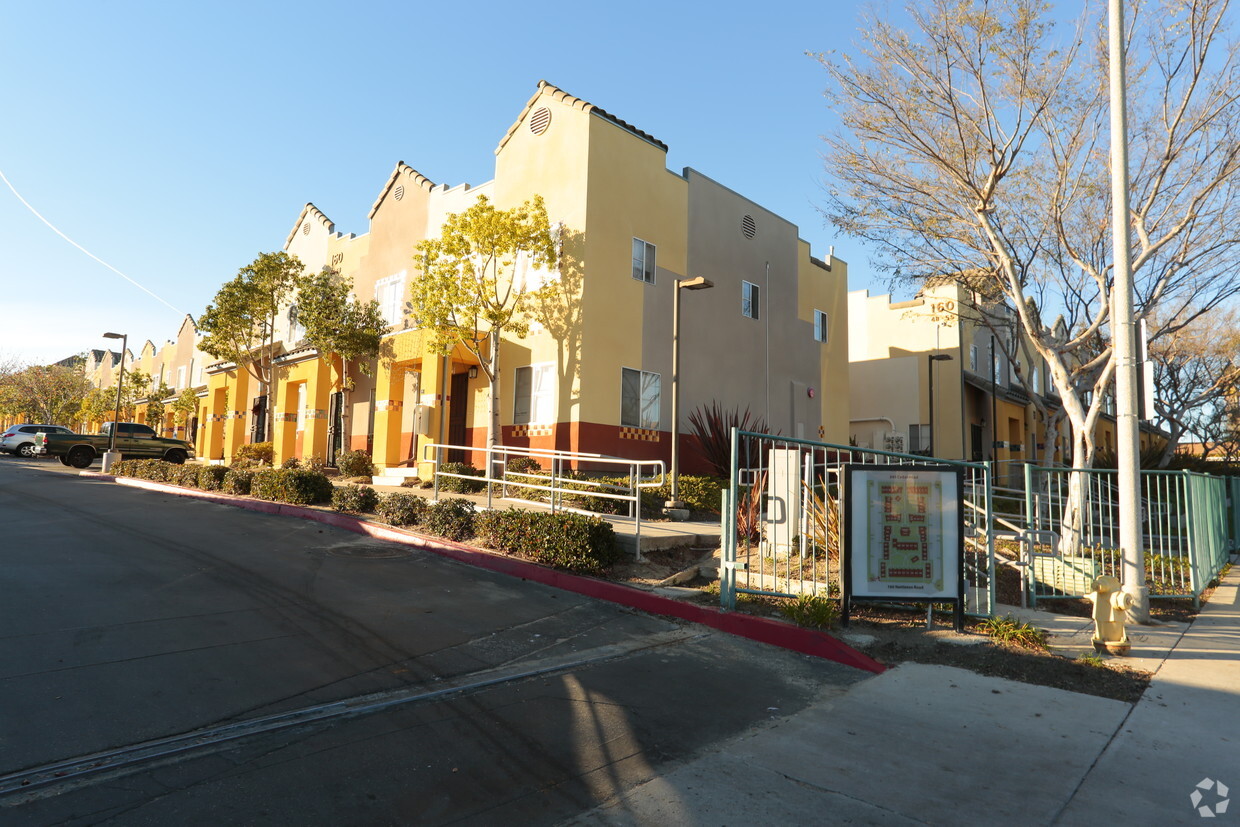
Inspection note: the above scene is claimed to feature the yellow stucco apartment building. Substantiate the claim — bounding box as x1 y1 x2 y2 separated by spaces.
188 81 850 476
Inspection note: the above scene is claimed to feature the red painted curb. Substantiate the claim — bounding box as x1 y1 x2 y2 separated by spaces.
104 474 886 674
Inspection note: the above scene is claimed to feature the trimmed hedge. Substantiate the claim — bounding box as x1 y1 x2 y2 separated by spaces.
198 465 229 490
423 497 476 540
377 492 428 526
336 450 375 478
333 484 379 513
223 468 254 495
438 462 485 493
250 468 334 505
505 456 542 475
475 508 620 575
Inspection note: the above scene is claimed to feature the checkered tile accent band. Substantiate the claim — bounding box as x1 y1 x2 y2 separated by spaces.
376 400 403 412
619 427 661 442
511 424 554 438
278 413 298 422
818 426 825 439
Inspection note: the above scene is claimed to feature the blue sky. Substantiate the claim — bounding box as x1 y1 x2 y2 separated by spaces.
0 0 888 364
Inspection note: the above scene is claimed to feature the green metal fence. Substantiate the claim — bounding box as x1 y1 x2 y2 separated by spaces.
720 429 996 617
1022 465 1234 606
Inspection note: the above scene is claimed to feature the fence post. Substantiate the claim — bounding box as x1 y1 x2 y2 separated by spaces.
721 486 736 611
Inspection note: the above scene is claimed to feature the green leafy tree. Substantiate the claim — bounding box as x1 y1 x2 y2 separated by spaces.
198 252 304 441
0 362 91 425
411 195 558 448
170 387 199 440
296 266 386 392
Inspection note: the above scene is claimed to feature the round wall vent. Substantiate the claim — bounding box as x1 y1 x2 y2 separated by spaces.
742 215 757 239
394 184 405 201
529 107 552 135
302 222 310 235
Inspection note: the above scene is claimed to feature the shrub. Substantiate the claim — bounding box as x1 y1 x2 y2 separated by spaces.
438 461 485 493
423 498 476 540
333 483 380 513
474 509 620 575
687 401 778 477
506 456 542 475
399 477 422 488
233 442 274 466
222 468 254 495
250 468 335 505
173 465 201 488
198 465 229 490
780 595 839 630
336 450 375 478
377 492 428 526
302 455 326 473
643 475 725 516
281 457 301 469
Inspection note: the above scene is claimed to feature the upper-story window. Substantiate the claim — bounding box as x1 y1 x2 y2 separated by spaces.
376 272 406 327
632 238 656 284
287 304 302 342
969 344 978 372
742 281 760 320
176 366 186 390
814 309 829 343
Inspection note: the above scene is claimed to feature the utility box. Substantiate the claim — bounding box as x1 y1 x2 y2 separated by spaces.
413 404 433 436
763 448 803 557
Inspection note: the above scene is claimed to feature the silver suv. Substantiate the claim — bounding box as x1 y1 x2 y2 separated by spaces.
0 424 74 458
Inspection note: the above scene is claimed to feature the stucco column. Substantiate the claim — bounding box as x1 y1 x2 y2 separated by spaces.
222 369 253 461
414 354 445 480
203 375 229 462
273 372 298 466
371 358 406 472
303 357 334 464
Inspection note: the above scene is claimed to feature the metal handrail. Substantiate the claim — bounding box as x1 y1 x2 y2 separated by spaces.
420 442 665 548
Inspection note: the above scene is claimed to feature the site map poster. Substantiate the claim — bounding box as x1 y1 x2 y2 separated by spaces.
844 465 962 601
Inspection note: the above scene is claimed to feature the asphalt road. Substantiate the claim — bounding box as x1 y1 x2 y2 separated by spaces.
0 458 868 825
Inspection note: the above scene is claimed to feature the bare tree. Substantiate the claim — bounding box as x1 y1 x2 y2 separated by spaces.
818 0 1240 477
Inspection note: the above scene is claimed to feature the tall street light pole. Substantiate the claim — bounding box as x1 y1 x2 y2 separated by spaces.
102 332 127 471
667 276 714 514
1109 0 1149 623
927 353 954 458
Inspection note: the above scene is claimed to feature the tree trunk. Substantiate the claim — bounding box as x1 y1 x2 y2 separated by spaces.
487 329 502 450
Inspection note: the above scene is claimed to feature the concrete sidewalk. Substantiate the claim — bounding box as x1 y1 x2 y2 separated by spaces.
569 557 1240 826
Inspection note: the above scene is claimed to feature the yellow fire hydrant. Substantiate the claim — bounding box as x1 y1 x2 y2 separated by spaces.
1088 574 1133 656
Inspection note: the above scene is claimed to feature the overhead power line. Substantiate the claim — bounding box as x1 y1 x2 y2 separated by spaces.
0 165 184 315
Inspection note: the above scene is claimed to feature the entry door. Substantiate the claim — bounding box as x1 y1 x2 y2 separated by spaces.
327 391 344 466
447 372 469 463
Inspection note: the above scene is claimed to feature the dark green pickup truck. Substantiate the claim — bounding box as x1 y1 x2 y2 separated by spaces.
34 422 196 468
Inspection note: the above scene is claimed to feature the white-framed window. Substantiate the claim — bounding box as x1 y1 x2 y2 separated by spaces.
742 281 760 319
969 344 978 372
514 363 556 425
621 367 661 430
1031 362 1041 394
992 349 1003 384
632 238 655 284
376 272 406 326
288 304 302 341
813 309 829 343
176 366 186 390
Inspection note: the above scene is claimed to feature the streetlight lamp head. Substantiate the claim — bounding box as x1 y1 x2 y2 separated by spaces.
678 277 714 290
103 332 124 339
929 353 954 362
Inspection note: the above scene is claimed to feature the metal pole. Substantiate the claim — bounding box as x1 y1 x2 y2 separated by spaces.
670 280 682 507
1109 0 1149 622
928 354 936 458
109 334 127 453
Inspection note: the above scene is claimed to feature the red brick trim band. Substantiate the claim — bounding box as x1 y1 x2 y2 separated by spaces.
85 471 886 675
